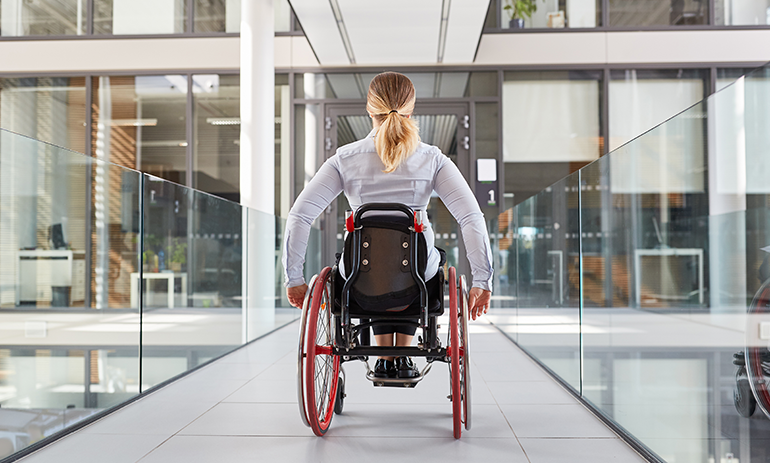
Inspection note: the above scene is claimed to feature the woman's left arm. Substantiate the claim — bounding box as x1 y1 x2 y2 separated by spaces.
283 157 344 304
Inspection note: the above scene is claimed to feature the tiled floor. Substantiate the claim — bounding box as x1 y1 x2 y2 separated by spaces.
19 318 647 463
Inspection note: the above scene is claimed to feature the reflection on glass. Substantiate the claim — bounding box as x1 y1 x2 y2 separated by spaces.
502 71 600 206
193 0 292 32
609 69 706 151
93 0 187 35
92 75 188 185
0 0 87 36
0 129 141 459
193 74 240 202
0 77 87 153
500 0 601 28
492 64 770 463
608 0 708 26
716 0 770 25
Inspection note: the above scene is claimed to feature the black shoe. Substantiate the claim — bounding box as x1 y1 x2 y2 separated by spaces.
373 359 395 378
395 356 420 378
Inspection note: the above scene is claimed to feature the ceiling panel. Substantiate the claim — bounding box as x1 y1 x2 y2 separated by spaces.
289 0 349 65
337 0 442 65
443 0 490 63
290 0 490 66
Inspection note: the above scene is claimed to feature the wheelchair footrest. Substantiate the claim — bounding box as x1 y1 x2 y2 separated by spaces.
364 362 432 388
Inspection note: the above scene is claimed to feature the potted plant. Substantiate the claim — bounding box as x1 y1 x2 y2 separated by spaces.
169 238 187 272
503 0 542 29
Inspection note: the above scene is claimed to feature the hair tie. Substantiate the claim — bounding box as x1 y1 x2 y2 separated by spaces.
388 110 398 114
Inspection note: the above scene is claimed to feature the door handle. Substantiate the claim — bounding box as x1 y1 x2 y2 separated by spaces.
462 115 469 129
325 137 332 151
462 136 470 150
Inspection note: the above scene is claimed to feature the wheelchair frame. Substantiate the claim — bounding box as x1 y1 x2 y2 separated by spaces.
297 203 471 439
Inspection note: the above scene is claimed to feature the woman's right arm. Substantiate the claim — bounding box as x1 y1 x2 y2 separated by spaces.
433 154 494 319
283 157 343 291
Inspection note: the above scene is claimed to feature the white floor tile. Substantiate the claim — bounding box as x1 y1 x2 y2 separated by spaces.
223 379 298 404
20 433 168 463
81 399 215 435
519 438 647 463
179 403 312 437
501 404 618 438
486 380 577 405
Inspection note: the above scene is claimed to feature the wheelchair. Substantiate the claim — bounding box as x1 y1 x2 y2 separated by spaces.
296 203 471 438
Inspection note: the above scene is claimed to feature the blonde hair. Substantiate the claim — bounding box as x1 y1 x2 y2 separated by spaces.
366 72 420 173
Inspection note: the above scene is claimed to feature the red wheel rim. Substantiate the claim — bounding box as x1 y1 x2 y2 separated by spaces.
449 267 461 439
304 267 340 436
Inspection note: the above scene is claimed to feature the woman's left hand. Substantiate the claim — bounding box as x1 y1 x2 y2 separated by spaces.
287 284 308 308
468 287 491 321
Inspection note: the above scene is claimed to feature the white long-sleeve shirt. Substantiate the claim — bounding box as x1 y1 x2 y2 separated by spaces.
283 130 494 291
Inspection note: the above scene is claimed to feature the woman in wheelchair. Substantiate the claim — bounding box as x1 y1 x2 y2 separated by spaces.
284 72 493 436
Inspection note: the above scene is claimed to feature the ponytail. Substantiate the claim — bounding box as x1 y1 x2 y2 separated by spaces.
366 72 420 173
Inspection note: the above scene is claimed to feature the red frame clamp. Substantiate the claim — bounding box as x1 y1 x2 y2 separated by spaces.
345 210 354 232
414 210 424 233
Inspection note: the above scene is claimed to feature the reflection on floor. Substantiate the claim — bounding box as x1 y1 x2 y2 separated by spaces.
17 318 645 463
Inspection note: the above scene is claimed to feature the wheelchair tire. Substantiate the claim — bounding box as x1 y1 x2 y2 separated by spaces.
297 274 318 428
303 267 340 436
448 266 462 439
459 275 472 431
745 279 770 420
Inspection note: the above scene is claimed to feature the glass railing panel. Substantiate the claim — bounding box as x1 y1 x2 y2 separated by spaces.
513 175 582 391
139 175 244 390
580 94 712 461
0 128 140 459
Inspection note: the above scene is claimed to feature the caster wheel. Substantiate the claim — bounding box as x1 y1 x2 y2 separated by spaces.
334 373 345 415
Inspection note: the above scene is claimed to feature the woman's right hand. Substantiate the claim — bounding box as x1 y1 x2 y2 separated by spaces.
468 287 491 321
287 284 308 308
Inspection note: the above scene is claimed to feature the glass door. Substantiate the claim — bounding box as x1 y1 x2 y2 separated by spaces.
323 103 472 278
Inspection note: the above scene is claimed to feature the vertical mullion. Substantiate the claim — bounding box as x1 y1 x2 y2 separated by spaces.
578 169 584 398
288 71 296 205
84 75 93 309
709 66 718 96
602 0 610 28
86 0 94 35
188 0 194 33
602 68 610 156
497 69 504 212
708 0 716 25
138 174 144 392
186 73 194 187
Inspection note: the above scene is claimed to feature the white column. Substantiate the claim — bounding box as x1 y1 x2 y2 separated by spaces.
241 0 276 342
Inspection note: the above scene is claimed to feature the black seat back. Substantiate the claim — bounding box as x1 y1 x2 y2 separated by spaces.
342 211 428 313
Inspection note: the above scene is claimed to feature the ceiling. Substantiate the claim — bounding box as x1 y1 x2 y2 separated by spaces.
288 0 491 66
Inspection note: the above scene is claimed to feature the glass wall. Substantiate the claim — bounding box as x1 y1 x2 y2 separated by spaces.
92 75 188 185
609 69 707 151
608 0 708 26
499 0 601 28
0 126 301 460
93 0 187 35
1 0 293 36
489 63 770 463
0 77 87 153
0 0 87 36
193 74 239 201
502 70 602 207
193 0 293 32
716 0 770 25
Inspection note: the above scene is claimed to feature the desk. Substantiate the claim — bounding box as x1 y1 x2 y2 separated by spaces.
634 248 704 306
130 272 187 308
16 250 86 305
